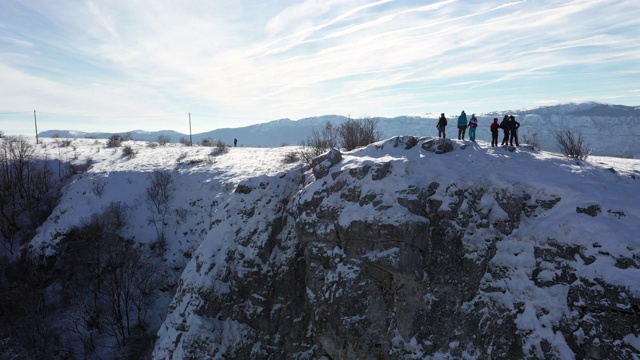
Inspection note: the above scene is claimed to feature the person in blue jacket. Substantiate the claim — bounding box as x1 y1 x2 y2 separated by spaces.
457 111 468 140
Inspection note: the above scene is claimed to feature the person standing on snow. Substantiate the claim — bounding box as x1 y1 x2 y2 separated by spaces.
468 114 478 141
457 110 468 140
490 117 500 147
436 113 447 139
508 115 520 146
500 115 510 146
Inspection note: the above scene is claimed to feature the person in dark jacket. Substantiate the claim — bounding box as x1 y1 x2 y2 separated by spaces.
457 111 468 140
500 115 510 146
436 113 447 139
508 115 520 146
490 118 500 147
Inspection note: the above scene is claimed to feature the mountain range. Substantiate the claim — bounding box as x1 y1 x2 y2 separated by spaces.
39 102 640 158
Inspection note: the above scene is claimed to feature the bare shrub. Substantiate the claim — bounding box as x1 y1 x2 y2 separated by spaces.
201 138 215 147
179 137 192 146
282 151 300 164
68 156 92 174
56 138 73 148
522 132 541 150
91 179 106 197
107 134 122 148
157 135 171 145
554 129 592 160
339 116 382 151
210 139 229 156
147 142 158 149
122 145 136 159
299 121 339 164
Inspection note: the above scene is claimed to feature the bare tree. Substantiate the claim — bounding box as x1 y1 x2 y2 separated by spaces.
60 202 162 356
0 136 66 255
554 129 592 160
146 170 175 249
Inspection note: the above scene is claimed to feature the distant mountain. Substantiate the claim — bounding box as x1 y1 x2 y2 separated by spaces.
39 129 186 142
39 102 640 158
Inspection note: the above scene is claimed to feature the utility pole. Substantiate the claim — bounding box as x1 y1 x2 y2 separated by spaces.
189 112 192 146
34 110 39 144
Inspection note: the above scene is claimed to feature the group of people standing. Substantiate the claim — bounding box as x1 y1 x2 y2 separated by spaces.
436 111 520 147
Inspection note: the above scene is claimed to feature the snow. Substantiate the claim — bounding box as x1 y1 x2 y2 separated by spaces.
16 134 640 358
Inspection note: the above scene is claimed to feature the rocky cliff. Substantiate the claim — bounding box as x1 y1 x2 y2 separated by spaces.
153 137 640 359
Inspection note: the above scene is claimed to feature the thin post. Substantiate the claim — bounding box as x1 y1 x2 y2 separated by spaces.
189 112 192 146
34 110 39 144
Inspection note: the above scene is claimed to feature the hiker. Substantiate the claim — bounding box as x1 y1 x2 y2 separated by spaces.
457 111 468 140
500 115 510 146
234 138 237 147
468 114 478 141
509 115 520 146
436 113 447 139
490 118 500 147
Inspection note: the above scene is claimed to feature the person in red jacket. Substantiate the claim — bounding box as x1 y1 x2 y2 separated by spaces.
490 118 500 147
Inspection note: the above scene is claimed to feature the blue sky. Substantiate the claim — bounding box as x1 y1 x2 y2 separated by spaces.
1 0 639 135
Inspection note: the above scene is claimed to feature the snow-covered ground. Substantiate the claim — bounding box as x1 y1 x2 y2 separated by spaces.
15 136 640 358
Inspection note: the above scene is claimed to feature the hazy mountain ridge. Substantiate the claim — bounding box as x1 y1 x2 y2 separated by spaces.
39 102 640 157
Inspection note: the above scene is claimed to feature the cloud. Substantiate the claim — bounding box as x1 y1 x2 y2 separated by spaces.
0 0 638 134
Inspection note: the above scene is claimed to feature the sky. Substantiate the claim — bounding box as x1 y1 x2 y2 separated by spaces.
1 0 639 135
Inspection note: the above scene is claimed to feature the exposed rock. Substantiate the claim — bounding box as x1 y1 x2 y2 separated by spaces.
421 138 454 154
576 204 601 216
312 148 342 179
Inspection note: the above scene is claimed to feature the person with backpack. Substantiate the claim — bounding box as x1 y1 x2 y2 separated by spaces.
436 113 447 139
508 115 520 146
490 118 500 147
500 115 510 146
457 110 468 140
468 114 478 141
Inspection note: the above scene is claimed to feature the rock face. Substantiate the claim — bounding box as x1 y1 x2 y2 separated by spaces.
154 137 640 359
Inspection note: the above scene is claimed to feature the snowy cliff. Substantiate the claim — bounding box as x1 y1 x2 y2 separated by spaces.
151 137 640 359
6 135 639 359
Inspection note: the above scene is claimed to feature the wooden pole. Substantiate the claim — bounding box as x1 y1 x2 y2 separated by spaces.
189 112 192 146
34 110 39 144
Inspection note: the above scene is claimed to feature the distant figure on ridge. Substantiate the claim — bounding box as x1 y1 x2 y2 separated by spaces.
490 118 500 147
234 138 238 147
457 110 468 140
437 113 447 139
508 115 520 146
500 115 510 146
468 114 478 141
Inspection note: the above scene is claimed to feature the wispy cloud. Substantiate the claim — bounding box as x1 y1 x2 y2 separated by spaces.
0 0 638 134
